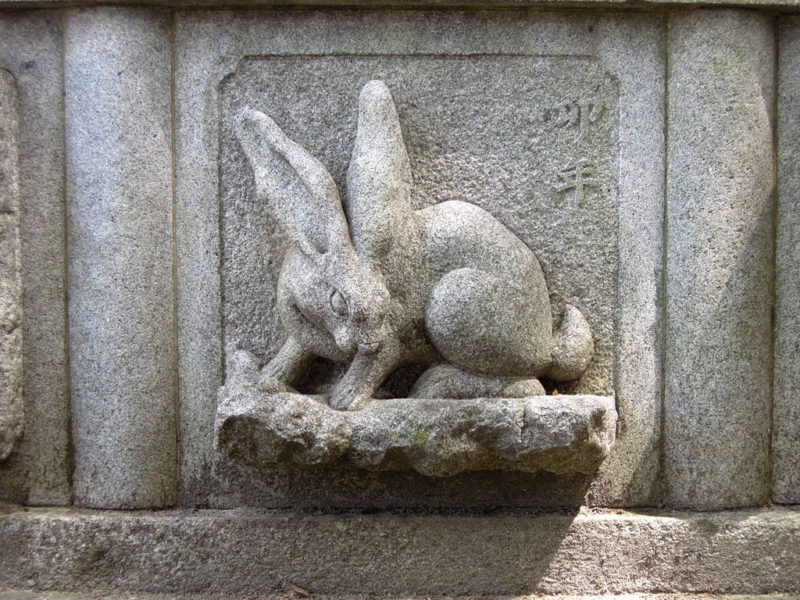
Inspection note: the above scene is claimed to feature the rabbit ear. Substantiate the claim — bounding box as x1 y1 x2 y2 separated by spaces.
236 108 351 258
346 81 414 264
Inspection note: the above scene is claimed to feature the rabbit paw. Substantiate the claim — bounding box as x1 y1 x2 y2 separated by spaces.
328 382 373 411
256 373 293 395
327 388 354 411
346 395 374 412
262 359 293 383
261 337 312 386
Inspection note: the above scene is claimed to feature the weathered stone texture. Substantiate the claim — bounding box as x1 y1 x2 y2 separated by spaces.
222 54 617 398
0 12 70 505
1 506 799 596
216 351 616 476
665 10 774 509
589 16 664 506
0 69 22 462
3 594 800 600
774 16 800 505
232 78 597 410
65 8 177 508
177 10 663 508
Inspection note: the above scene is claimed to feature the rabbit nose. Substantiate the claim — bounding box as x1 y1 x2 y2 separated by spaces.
334 329 357 354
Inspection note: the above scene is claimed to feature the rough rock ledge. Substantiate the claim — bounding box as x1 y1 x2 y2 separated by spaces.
215 362 616 477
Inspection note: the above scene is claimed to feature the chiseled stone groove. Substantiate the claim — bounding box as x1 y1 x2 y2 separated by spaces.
0 506 799 596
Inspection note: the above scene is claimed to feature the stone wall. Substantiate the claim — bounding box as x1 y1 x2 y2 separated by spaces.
0 1 799 596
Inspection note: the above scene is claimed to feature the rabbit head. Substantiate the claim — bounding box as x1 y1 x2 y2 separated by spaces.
276 244 391 361
236 106 392 363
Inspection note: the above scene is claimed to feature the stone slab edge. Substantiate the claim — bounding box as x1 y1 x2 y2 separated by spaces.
216 376 616 476
774 15 800 504
0 11 70 506
0 68 22 462
1 592 799 600
1 505 799 596
1 0 800 8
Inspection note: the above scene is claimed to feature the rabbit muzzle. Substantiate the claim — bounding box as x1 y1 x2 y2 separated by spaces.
358 339 382 354
335 327 383 354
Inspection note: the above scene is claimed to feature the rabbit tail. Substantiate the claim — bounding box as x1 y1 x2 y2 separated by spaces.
547 305 594 382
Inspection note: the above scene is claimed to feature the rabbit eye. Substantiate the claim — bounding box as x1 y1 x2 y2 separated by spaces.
330 290 349 317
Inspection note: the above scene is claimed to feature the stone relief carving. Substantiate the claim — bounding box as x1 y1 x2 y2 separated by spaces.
0 68 23 462
215 80 616 475
235 80 594 410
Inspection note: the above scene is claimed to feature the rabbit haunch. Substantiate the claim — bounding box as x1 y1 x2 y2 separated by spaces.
235 79 594 410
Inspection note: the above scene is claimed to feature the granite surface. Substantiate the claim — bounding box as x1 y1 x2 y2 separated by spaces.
230 77 597 410
0 69 23 462
221 54 617 398
2 506 799 596
664 10 775 509
0 11 70 506
216 350 616 475
176 10 666 508
65 7 177 508
774 16 800 505
2 593 798 600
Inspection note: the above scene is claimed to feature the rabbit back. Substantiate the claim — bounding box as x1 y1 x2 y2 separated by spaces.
420 201 554 377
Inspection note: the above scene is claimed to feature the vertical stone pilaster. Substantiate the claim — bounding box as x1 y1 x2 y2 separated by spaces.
66 8 177 508
0 13 70 505
665 11 775 508
0 69 22 463
773 17 800 504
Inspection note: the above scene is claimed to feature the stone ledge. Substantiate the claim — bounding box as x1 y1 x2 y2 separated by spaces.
2 505 799 596
215 374 616 476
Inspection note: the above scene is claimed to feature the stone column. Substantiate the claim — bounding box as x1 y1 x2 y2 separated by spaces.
773 17 800 504
665 11 774 508
65 8 177 508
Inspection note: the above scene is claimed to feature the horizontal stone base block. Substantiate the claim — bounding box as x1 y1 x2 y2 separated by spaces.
2 506 799 596
1 593 799 600
3 0 800 8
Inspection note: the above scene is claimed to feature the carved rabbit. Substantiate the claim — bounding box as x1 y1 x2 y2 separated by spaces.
236 80 593 410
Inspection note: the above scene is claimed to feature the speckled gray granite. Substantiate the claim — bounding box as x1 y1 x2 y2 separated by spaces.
176 10 663 509
774 16 800 505
3 594 799 600
216 350 616 475
65 8 177 508
0 12 69 506
587 15 664 507
232 78 595 410
223 56 615 399
1 0 800 6
1 506 799 596
0 69 22 463
664 10 774 509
